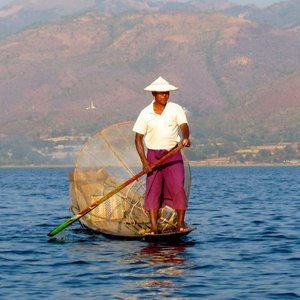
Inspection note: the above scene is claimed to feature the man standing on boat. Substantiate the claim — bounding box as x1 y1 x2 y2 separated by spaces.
133 76 191 234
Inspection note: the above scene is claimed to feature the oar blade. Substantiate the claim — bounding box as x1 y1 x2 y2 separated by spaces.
48 215 79 237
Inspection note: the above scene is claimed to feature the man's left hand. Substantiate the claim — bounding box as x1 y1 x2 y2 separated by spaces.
182 138 191 147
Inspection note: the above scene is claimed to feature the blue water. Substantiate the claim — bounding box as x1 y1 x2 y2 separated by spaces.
0 167 300 299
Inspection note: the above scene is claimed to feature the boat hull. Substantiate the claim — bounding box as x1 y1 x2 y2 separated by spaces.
79 220 194 242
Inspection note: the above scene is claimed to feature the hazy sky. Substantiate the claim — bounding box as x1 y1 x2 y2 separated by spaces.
232 0 287 7
0 0 289 9
0 0 12 8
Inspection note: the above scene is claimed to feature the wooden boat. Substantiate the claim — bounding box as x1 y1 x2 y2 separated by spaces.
68 121 193 241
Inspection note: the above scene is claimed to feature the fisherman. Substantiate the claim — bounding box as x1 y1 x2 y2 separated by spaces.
133 76 191 234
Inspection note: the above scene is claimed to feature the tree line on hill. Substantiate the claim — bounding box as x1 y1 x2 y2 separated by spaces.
0 134 299 166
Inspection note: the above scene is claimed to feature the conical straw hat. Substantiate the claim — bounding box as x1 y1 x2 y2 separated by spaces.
144 76 178 92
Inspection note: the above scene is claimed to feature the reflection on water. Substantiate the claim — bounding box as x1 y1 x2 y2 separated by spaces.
138 244 186 266
125 243 192 289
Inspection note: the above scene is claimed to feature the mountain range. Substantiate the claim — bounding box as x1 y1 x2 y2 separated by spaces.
0 0 299 164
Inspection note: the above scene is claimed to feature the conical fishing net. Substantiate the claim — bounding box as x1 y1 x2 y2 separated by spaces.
69 121 191 237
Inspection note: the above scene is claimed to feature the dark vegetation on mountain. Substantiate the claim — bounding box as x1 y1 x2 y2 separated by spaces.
226 0 300 29
0 0 234 39
0 0 299 164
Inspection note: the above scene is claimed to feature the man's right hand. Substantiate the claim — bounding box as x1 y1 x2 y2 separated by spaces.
142 160 152 173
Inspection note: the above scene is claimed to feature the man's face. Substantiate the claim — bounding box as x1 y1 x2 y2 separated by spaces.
153 91 170 106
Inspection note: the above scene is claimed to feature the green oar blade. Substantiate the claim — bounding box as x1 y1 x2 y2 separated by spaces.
48 215 79 237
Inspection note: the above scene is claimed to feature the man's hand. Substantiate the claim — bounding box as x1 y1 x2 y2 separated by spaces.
142 159 153 173
182 138 191 147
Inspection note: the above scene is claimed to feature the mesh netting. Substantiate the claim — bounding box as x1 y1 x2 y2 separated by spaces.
69 121 191 237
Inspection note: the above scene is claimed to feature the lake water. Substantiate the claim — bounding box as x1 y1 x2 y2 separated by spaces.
0 166 299 299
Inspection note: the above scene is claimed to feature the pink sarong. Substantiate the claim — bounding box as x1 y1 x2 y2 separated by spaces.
144 146 187 211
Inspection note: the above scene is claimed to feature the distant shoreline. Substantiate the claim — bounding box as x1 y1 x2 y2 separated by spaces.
189 161 300 167
1 162 300 168
0 165 74 168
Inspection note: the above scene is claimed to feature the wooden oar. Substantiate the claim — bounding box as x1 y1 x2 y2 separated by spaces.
48 144 184 237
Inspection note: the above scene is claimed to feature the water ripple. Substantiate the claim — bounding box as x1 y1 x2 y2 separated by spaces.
0 167 300 299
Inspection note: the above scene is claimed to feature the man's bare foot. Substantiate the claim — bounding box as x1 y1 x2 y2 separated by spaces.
178 226 191 233
177 223 191 232
145 230 157 235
